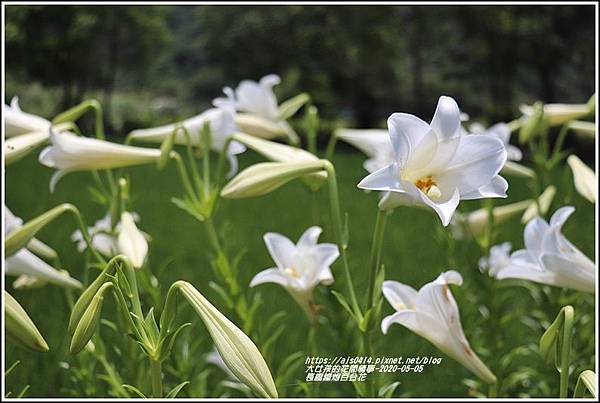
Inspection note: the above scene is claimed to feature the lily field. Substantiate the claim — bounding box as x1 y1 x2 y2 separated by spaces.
1 6 598 398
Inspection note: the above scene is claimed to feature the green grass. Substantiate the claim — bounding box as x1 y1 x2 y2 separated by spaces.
4 145 596 398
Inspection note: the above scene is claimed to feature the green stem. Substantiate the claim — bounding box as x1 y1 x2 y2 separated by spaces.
170 152 200 204
548 123 570 169
488 382 497 398
366 209 387 308
216 136 234 187
179 127 204 196
69 206 106 266
150 359 163 398
321 160 362 322
204 217 238 296
324 133 338 163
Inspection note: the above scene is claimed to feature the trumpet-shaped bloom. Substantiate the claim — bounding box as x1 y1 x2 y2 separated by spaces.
4 206 81 289
469 122 522 161
250 226 339 318
495 207 595 294
567 155 596 203
479 242 512 277
3 97 51 137
358 96 508 226
39 132 161 192
72 212 149 267
381 271 496 384
127 91 246 177
335 129 395 173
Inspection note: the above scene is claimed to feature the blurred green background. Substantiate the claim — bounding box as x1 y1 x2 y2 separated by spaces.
3 4 596 398
5 5 596 132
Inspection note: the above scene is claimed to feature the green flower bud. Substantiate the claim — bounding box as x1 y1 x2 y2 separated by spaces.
70 282 113 354
5 291 49 352
220 160 326 199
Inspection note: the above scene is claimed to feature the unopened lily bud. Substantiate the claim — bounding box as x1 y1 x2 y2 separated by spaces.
231 132 320 164
5 203 74 257
5 291 49 352
567 155 596 203
70 282 113 354
520 102 590 128
568 120 596 139
68 256 124 335
167 281 278 398
277 93 310 121
117 212 148 269
220 160 326 199
521 185 557 223
501 160 536 178
234 113 288 140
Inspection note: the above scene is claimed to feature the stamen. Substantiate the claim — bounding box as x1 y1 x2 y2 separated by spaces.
415 176 441 199
284 267 300 278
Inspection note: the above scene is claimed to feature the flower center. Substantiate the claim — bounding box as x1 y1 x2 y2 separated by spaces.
284 266 300 278
414 176 442 199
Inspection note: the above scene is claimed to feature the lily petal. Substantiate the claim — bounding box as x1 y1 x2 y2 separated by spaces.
263 232 296 269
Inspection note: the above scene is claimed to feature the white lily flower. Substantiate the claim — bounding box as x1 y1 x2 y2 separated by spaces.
224 74 297 141
335 129 395 173
4 206 81 289
3 97 50 137
567 155 596 203
127 90 246 177
117 212 148 269
469 122 522 161
479 242 512 277
39 132 161 192
250 226 339 318
358 96 508 226
495 206 595 294
71 212 149 266
520 103 591 127
235 74 281 121
381 271 496 384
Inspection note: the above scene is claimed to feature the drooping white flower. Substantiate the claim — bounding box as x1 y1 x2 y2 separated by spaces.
335 129 395 173
4 206 81 289
495 206 595 294
71 212 149 267
39 132 161 192
567 155 596 203
3 97 51 138
358 96 508 226
381 271 496 384
117 212 148 269
469 122 522 161
127 90 246 177
479 242 512 277
250 226 339 318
